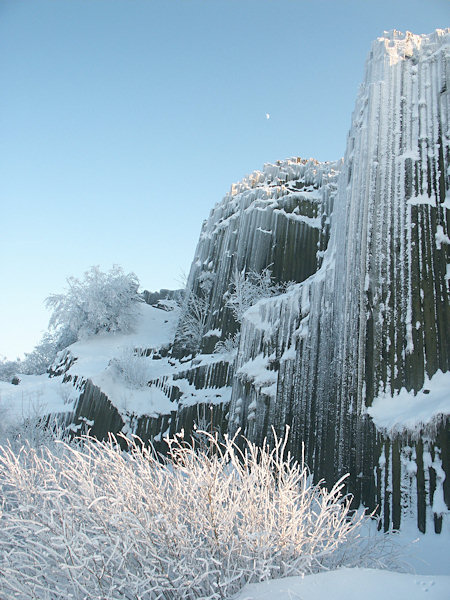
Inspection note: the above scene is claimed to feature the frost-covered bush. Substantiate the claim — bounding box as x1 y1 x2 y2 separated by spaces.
214 332 240 355
22 331 75 375
20 333 57 375
0 388 70 450
45 265 142 341
0 430 399 600
110 347 151 389
226 267 285 323
3 415 67 453
176 289 210 353
0 331 74 380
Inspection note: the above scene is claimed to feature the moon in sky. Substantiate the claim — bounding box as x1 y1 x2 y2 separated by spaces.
265 113 270 120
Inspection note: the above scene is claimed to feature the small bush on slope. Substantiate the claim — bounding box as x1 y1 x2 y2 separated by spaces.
110 346 152 389
0 356 21 382
0 430 401 600
175 289 210 354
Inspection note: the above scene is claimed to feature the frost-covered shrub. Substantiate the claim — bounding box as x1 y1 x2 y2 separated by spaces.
22 331 75 375
176 289 210 353
4 415 67 453
226 267 285 323
20 333 57 375
214 332 240 355
45 265 142 341
0 388 70 450
0 330 75 380
110 347 151 388
0 430 400 600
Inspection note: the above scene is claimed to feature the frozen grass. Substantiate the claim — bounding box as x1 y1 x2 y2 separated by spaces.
0 429 402 599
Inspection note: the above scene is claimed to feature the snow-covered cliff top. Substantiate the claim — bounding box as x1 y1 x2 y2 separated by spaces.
375 29 449 66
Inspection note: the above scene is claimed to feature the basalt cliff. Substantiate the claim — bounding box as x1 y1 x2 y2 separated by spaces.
19 30 450 532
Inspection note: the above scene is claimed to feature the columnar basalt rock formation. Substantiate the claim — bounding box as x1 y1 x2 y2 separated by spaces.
174 157 341 354
225 29 449 532
47 29 449 532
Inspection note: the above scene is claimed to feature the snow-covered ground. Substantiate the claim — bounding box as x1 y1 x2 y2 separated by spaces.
0 303 181 427
237 525 450 599
236 568 449 600
236 521 450 599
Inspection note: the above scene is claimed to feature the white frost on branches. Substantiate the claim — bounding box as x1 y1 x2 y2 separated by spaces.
0 429 399 599
110 347 152 389
214 332 240 356
176 290 210 353
0 331 69 380
45 265 143 341
0 266 143 380
226 267 285 323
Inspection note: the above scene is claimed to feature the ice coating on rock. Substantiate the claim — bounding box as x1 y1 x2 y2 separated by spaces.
176 157 341 352
227 29 449 532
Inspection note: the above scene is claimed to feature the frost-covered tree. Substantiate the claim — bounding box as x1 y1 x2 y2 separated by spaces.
24 335 54 375
21 331 74 375
0 357 22 383
0 330 76 380
45 265 143 341
0 339 57 381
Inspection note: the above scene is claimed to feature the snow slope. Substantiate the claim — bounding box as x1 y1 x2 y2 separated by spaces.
65 302 180 417
0 374 75 430
0 300 234 436
0 303 181 427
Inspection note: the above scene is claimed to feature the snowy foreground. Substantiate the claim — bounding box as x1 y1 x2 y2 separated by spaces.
237 521 450 599
0 429 449 599
236 568 450 600
1 303 449 599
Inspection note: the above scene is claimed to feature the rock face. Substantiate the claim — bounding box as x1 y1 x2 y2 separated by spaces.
173 29 449 531
176 157 341 353
224 29 449 532
50 29 449 533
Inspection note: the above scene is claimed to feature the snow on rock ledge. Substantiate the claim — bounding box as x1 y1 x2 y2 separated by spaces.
368 370 450 437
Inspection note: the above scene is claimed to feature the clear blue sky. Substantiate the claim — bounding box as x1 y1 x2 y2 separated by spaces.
0 0 448 359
